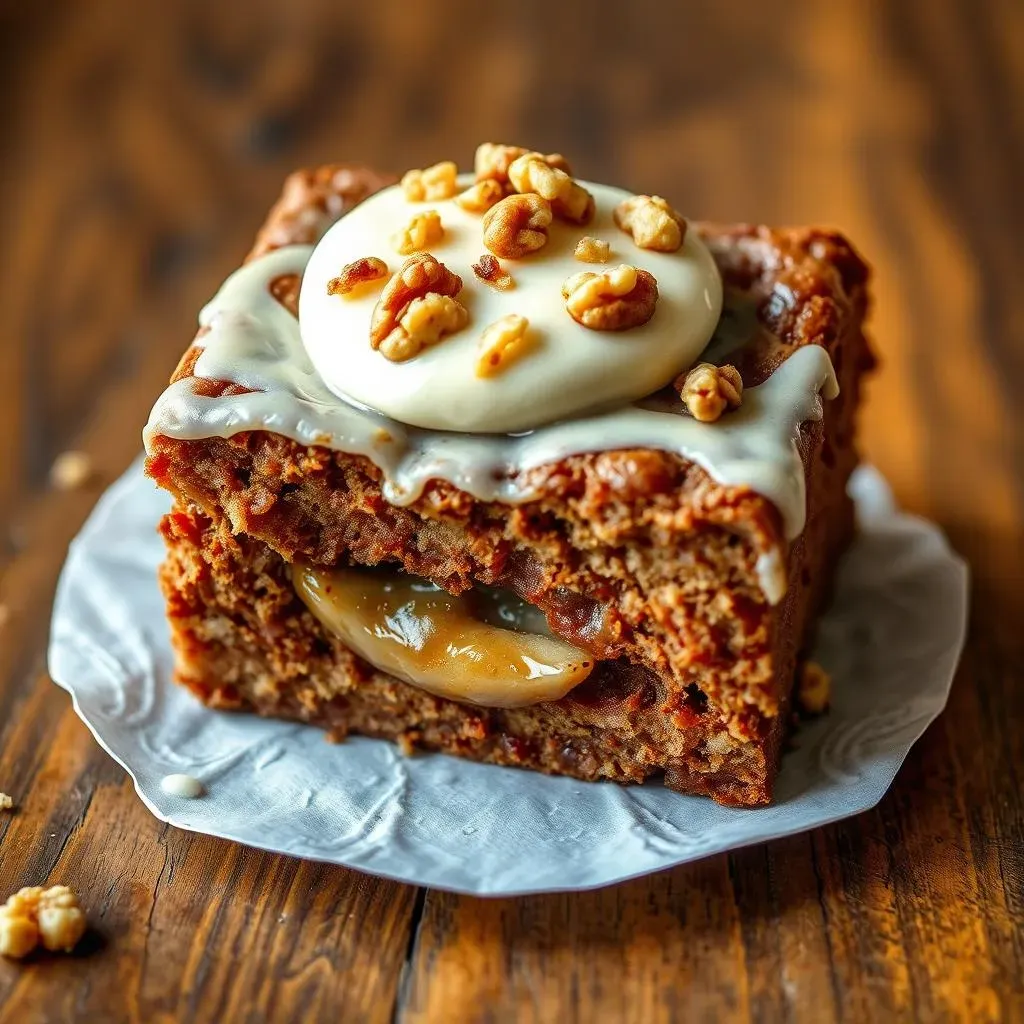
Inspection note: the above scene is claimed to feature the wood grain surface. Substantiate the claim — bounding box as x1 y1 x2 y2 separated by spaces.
1 0 1022 1020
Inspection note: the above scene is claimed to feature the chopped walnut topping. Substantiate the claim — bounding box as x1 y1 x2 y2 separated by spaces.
675 362 743 422
507 153 572 201
506 152 594 225
474 143 572 184
476 315 532 377
49 451 92 491
0 793 11 811
370 254 467 363
474 143 529 183
552 182 595 225
797 662 831 715
0 885 86 959
561 265 659 331
326 257 390 298
401 161 458 202
614 194 687 252
455 179 506 214
389 294 469 360
391 210 444 255
371 253 463 345
574 236 611 263
471 254 514 290
482 193 552 259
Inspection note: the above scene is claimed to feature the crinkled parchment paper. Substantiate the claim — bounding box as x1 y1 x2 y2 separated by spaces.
48 461 967 895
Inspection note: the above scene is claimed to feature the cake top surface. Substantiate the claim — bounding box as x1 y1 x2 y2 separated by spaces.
298 166 722 433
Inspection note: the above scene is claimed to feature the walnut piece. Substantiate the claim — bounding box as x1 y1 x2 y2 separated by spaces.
476 315 532 377
382 293 469 362
507 152 594 225
797 662 831 715
0 885 86 959
574 236 610 263
391 210 444 255
482 194 552 259
49 451 92 491
401 161 458 202
474 143 529 183
37 886 88 953
675 362 743 422
0 793 11 811
474 143 571 184
614 194 687 252
455 179 506 214
326 257 390 298
0 907 38 960
561 265 659 331
371 253 463 346
471 254 514 290
507 153 572 201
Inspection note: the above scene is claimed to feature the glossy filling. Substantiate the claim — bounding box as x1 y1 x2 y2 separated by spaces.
293 565 595 708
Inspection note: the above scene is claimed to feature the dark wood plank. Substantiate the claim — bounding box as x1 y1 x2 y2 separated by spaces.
0 0 1021 1020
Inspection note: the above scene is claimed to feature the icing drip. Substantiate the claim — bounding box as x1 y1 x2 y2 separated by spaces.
144 245 838 602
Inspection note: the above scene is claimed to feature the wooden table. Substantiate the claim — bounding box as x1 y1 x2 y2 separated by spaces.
1 1 1021 1019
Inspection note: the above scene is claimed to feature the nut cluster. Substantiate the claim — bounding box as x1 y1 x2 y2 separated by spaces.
675 362 743 421
474 144 569 185
325 147 707 377
370 253 467 362
0 885 87 960
562 265 659 331
477 146 595 261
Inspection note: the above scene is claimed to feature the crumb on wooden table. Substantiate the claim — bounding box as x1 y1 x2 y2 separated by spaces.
796 661 831 715
49 451 93 491
0 885 87 959
0 793 12 811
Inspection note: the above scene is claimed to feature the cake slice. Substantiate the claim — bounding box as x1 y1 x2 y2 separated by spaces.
144 153 873 806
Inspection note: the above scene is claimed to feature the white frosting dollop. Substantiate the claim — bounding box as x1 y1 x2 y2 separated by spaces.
160 773 204 798
298 178 722 433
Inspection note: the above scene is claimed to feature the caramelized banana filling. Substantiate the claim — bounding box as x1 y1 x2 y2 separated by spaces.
292 566 595 708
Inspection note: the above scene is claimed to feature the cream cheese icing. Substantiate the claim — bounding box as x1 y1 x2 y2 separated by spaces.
143 242 839 605
298 178 723 433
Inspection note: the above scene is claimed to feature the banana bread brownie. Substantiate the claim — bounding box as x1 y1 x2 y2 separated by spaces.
144 152 873 806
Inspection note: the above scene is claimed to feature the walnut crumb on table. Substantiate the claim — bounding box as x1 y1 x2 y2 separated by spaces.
0 886 87 959
49 451 93 491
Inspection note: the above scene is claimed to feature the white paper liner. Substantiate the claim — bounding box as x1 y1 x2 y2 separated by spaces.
48 460 968 896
